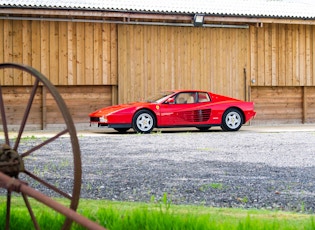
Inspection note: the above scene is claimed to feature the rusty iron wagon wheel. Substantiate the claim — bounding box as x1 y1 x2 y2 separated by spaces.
0 63 82 230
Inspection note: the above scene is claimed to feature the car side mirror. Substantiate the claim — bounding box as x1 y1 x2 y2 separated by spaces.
165 98 175 104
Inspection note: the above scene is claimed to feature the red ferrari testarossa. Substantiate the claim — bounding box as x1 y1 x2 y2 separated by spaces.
89 90 256 133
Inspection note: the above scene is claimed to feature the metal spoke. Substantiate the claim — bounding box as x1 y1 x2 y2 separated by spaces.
21 129 69 158
0 85 10 146
23 169 72 199
13 79 40 151
22 193 40 230
5 191 11 230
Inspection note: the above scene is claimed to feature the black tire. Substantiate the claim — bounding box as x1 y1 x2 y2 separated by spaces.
196 126 211 131
132 110 156 133
221 108 243 131
114 128 130 133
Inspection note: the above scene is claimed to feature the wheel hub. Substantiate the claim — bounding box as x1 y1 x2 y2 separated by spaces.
0 144 24 177
141 118 148 126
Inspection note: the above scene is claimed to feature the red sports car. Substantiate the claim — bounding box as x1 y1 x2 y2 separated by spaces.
89 90 256 133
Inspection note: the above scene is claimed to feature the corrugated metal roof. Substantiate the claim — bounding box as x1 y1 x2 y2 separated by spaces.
1 0 315 19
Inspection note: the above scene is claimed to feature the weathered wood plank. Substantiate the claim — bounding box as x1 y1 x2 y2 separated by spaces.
31 21 41 80
110 24 117 85
3 20 14 85
84 22 94 85
76 22 85 85
12 20 23 85
271 24 277 86
58 22 68 85
292 24 299 86
305 25 312 85
22 21 32 84
67 21 74 85
93 23 101 85
285 24 293 86
49 21 59 85
299 25 306 86
278 25 286 85
40 21 50 81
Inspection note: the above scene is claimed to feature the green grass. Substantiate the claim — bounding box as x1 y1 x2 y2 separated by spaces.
0 195 314 230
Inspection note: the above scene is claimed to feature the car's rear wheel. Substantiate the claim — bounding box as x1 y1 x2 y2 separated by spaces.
196 126 211 131
133 110 155 133
114 128 130 133
221 108 243 131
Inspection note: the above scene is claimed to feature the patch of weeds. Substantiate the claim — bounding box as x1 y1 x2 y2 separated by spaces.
152 130 162 135
300 201 306 212
25 135 37 140
210 183 224 189
60 159 70 168
237 196 249 203
19 135 38 142
85 182 92 191
199 183 224 191
40 136 49 141
150 193 172 212
159 193 172 212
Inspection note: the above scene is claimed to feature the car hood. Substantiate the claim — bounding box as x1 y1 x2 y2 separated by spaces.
89 102 149 117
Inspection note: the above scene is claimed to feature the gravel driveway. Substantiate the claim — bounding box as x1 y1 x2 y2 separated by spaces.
11 125 315 213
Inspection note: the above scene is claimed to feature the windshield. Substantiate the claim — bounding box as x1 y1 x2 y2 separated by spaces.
146 91 174 103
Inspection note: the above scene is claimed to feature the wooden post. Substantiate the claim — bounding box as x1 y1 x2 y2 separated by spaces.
244 67 248 101
41 86 47 130
111 85 118 105
302 86 307 124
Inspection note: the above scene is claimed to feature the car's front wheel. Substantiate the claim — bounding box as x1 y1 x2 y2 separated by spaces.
221 108 243 131
133 110 156 133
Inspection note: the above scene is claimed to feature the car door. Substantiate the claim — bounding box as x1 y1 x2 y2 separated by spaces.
158 92 211 126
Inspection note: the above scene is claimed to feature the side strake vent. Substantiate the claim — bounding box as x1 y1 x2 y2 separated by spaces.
179 109 211 122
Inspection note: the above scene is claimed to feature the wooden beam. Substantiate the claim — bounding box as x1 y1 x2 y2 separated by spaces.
205 16 315 26
2 8 315 25
0 8 192 21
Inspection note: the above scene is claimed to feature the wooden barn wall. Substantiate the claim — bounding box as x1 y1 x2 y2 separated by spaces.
0 85 112 130
118 25 248 103
2 18 315 127
0 19 117 86
249 24 315 87
249 24 315 124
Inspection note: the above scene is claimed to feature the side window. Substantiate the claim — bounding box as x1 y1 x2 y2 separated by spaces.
175 93 196 104
198 92 210 102
175 93 187 104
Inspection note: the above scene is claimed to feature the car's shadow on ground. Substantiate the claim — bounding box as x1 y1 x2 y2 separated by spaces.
90 127 225 135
